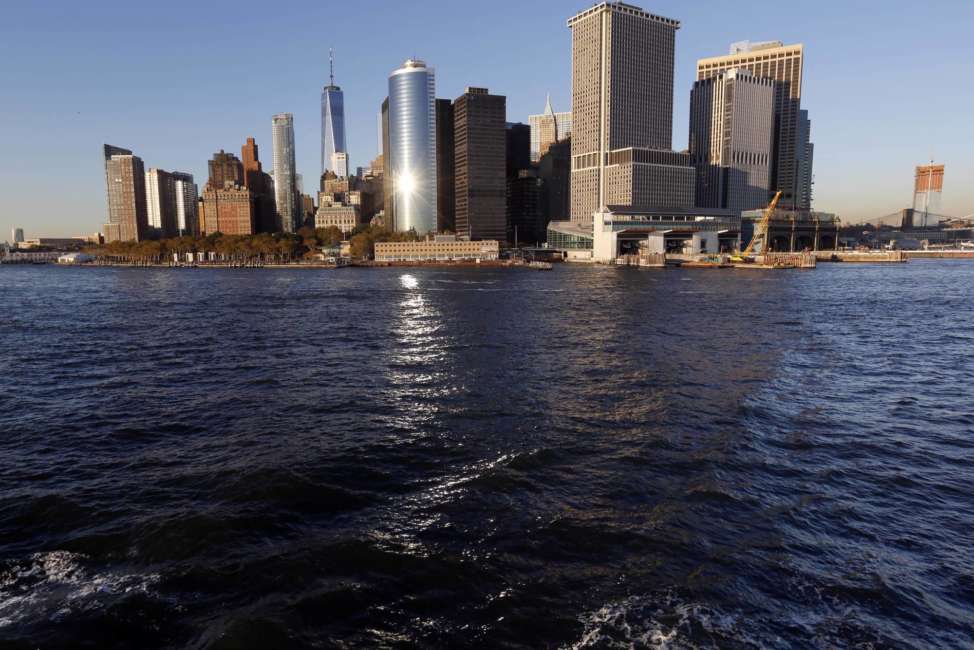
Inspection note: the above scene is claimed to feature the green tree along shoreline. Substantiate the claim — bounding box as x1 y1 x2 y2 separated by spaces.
86 225 421 262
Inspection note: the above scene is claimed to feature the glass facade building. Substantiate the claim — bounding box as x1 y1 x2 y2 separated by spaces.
321 86 346 177
272 113 300 233
388 59 437 235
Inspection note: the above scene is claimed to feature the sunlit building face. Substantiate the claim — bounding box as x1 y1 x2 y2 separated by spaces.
388 59 438 235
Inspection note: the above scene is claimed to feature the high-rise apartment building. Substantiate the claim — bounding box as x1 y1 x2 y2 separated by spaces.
11 228 24 245
145 168 178 238
529 95 572 162
201 185 255 236
697 40 807 209
102 144 148 242
272 113 301 233
388 59 438 234
913 163 945 228
208 150 244 190
568 2 694 223
172 172 198 237
435 98 455 233
454 87 507 241
321 50 347 177
689 68 774 212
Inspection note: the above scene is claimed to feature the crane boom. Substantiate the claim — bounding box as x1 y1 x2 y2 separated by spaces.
741 191 782 257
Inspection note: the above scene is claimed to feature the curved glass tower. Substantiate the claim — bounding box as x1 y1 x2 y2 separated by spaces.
388 59 437 234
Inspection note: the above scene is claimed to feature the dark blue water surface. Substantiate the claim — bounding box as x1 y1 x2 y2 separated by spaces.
1 262 973 649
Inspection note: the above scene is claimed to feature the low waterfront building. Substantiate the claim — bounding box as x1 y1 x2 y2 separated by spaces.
315 204 360 234
374 236 500 262
546 221 594 254
592 207 741 262
741 208 838 252
19 238 88 250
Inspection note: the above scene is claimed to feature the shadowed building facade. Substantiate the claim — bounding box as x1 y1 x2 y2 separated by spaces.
454 87 506 241
697 41 810 210
689 68 774 212
435 98 455 233
241 137 277 233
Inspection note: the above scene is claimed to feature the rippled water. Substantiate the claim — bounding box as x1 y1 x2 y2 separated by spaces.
1 262 972 649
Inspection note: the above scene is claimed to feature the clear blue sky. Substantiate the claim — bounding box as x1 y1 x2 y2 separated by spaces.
2 0 972 238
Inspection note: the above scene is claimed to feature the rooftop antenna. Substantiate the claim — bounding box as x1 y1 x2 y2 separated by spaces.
329 48 335 86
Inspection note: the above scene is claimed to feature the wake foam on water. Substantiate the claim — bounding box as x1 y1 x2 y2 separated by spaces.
566 591 749 649
0 550 160 628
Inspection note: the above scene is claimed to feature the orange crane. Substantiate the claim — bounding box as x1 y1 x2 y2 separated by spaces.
732 191 782 262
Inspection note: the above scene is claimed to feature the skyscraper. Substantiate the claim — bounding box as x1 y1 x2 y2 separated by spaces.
689 68 774 212
435 98 455 233
454 87 507 241
102 144 148 242
567 2 694 222
697 41 807 209
272 113 301 233
11 228 24 245
529 95 572 162
172 172 198 237
388 59 437 234
321 50 347 177
145 168 178 238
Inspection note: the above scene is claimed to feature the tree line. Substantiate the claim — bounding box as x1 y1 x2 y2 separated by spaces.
87 225 422 262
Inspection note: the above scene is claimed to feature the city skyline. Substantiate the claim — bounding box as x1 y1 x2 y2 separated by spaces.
1 0 973 239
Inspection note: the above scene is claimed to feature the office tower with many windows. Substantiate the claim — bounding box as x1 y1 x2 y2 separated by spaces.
568 2 694 223
689 68 774 212
529 94 572 162
388 59 437 234
697 40 807 209
102 144 148 242
454 88 507 241
272 113 301 233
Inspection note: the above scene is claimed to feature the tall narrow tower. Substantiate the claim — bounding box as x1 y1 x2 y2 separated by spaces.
272 113 301 233
321 49 347 177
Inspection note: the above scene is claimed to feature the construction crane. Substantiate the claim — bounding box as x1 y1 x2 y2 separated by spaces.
732 191 782 262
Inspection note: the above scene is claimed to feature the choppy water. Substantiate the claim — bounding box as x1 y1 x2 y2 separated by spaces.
1 261 972 649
